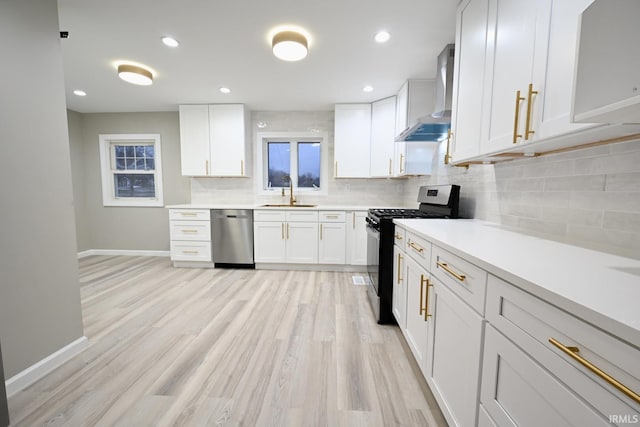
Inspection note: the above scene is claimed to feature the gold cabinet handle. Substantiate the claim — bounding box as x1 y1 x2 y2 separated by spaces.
240 159 244 175
408 240 424 253
419 274 425 315
423 276 433 321
513 90 525 144
320 223 323 240
444 128 453 165
182 250 198 254
388 158 392 175
549 338 640 405
394 233 403 240
352 212 356 229
400 153 405 173
397 253 403 284
326 215 339 219
181 229 198 233
286 222 289 240
436 261 466 282
179 212 197 217
205 160 209 175
525 83 538 140
281 223 284 240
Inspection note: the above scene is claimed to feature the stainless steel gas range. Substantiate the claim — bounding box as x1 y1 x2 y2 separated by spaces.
365 185 460 324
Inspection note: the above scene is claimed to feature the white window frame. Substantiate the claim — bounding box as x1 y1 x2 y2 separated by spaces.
98 133 164 207
255 131 329 196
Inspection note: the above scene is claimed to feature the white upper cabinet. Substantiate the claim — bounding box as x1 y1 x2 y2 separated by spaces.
450 0 489 163
334 104 372 178
572 0 640 124
394 80 434 138
370 96 397 177
179 104 249 177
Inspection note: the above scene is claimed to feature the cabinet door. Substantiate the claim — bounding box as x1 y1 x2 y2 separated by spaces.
403 255 430 372
286 222 319 264
481 0 551 154
334 104 371 178
535 0 598 140
392 245 408 329
209 104 246 177
318 222 346 264
425 278 483 427
347 211 368 265
481 325 611 427
395 81 409 136
253 222 286 263
179 105 210 176
370 96 397 177
450 0 490 162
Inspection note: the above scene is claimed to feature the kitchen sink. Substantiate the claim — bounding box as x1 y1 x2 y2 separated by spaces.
259 204 317 208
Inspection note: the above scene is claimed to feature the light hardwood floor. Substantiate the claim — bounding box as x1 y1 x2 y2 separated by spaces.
8 256 447 426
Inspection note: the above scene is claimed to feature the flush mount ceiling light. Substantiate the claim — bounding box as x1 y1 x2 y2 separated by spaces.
219 87 231 94
161 36 179 47
117 64 153 86
363 85 374 92
272 30 308 61
374 30 391 43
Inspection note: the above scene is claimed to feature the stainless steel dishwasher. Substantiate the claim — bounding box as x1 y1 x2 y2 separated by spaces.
211 209 254 268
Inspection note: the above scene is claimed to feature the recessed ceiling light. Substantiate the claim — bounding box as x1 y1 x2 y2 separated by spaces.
363 85 374 93
374 31 391 43
257 121 268 128
117 64 153 86
161 36 179 47
73 90 86 97
219 87 231 94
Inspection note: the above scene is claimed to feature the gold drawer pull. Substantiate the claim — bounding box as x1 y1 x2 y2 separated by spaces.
436 261 466 282
182 250 198 254
320 223 323 240
397 253 403 284
408 240 424 253
181 229 198 233
549 338 640 405
395 233 403 240
325 215 339 219
180 212 197 216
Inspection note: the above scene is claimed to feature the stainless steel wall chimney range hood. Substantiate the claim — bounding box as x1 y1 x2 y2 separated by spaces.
397 44 455 142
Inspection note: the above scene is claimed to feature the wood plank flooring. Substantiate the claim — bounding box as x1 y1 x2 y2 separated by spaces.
8 256 447 426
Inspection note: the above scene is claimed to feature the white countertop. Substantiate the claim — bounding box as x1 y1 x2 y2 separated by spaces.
394 218 640 346
166 204 373 211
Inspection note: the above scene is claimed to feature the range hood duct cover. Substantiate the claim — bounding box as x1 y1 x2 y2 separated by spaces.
398 44 455 142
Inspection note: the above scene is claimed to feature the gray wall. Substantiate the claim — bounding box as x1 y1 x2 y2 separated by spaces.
0 0 84 377
404 138 640 259
68 112 190 251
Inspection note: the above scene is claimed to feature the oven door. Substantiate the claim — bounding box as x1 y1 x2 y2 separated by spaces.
365 221 381 320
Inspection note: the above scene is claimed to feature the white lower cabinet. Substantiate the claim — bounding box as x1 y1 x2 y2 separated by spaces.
346 211 367 266
254 210 318 264
392 245 407 329
402 254 430 376
318 222 346 264
286 222 319 264
253 221 287 263
169 209 212 264
425 277 484 427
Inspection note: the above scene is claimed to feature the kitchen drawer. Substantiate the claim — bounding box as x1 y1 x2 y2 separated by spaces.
404 230 431 270
169 220 211 241
170 241 212 262
431 245 487 314
319 211 345 222
394 226 406 247
285 210 319 222
486 275 640 415
169 209 210 221
253 210 286 222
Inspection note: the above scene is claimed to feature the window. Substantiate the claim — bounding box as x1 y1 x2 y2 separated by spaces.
99 134 164 207
258 132 328 195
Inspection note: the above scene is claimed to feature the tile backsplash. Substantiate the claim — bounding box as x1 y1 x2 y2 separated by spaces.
190 111 406 207
404 138 640 259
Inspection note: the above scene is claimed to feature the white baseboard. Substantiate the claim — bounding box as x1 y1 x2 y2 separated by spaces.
78 249 170 259
256 263 368 272
5 336 89 398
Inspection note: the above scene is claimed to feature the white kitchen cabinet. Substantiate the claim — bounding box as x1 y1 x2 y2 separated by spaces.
334 104 371 178
286 222 319 264
394 140 438 176
253 221 287 263
178 104 249 177
169 208 213 265
403 254 430 376
370 96 397 177
318 222 346 264
392 244 407 329
346 211 367 266
449 0 489 163
394 80 435 138
425 276 484 427
573 0 640 124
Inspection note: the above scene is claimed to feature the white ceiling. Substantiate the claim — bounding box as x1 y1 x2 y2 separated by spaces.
57 0 457 113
